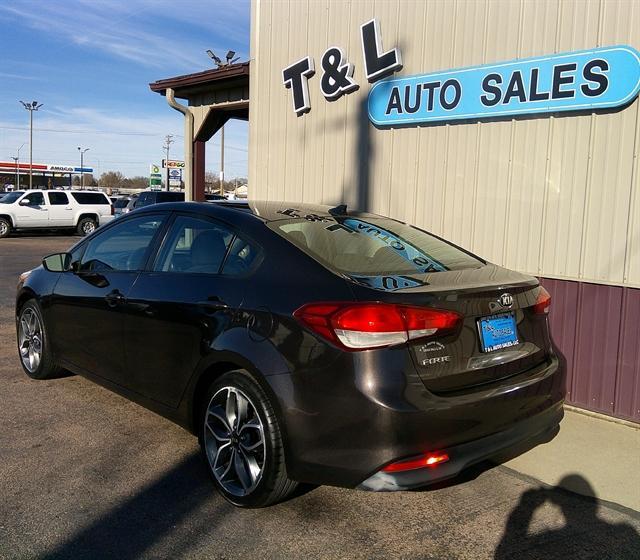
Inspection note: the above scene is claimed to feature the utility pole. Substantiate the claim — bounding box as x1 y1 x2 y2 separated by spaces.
163 134 174 191
77 147 90 189
20 101 43 189
220 125 225 196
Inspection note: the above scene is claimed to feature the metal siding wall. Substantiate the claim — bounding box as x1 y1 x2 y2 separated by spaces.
250 0 640 421
616 288 640 421
543 277 640 423
250 0 640 288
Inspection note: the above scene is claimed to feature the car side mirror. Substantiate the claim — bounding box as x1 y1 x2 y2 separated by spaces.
42 252 73 272
19 198 30 206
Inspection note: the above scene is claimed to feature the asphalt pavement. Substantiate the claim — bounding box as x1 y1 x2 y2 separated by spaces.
1 234 639 560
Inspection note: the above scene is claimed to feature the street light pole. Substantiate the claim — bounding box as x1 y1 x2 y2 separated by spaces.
77 147 90 189
163 134 174 191
20 101 43 189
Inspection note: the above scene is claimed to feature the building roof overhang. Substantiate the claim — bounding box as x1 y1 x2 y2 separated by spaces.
149 62 250 99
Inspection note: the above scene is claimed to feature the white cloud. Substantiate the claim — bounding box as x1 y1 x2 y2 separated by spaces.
0 72 40 81
0 0 250 70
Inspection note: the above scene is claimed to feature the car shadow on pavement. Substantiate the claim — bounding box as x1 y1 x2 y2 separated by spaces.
40 453 219 560
494 474 640 559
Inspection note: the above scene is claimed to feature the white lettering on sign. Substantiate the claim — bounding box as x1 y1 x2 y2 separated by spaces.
48 165 74 172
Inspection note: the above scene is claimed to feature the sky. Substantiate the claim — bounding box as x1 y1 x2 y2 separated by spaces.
0 0 250 179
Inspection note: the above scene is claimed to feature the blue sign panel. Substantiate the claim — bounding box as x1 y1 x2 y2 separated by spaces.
368 46 640 126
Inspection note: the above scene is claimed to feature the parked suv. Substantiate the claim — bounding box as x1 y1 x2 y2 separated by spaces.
0 190 113 238
112 196 132 217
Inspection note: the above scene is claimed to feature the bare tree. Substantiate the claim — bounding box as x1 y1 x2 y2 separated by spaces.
98 171 126 189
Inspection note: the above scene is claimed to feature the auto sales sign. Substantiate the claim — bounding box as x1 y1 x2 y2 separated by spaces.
368 46 640 126
282 19 640 126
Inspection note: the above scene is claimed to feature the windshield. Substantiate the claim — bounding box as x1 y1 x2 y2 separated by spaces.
273 214 484 285
0 191 24 204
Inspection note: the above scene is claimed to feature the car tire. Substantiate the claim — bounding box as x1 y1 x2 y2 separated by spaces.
199 370 298 508
17 300 64 380
0 217 11 238
77 217 97 236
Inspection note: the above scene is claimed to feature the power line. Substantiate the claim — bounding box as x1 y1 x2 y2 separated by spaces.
1 126 249 151
0 125 183 137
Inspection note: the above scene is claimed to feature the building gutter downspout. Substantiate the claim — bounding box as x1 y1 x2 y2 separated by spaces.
166 87 193 201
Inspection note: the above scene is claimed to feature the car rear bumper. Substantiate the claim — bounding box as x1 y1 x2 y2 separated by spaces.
267 350 566 489
356 400 563 491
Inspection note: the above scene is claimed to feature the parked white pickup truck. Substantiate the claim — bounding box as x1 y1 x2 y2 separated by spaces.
0 190 114 238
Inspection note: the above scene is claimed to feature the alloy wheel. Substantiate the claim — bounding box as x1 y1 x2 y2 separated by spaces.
19 307 43 373
204 386 266 497
0 221 8 236
83 221 96 234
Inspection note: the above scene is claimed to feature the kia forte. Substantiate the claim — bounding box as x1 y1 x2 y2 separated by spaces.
15 201 565 507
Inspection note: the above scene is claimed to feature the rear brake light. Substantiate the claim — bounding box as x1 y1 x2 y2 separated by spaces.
293 302 461 350
532 287 551 314
382 451 450 473
110 205 114 215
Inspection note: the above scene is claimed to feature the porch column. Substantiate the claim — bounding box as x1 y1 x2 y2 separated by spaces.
193 139 206 202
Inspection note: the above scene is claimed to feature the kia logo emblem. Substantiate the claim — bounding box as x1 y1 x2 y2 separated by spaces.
499 293 514 308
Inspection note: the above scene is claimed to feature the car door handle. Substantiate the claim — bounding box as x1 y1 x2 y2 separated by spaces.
197 297 228 311
105 290 126 307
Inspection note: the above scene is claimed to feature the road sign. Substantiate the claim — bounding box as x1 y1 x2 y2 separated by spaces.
162 159 185 169
149 163 162 188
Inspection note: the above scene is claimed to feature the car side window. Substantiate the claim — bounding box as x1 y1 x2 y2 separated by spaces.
154 215 233 274
222 235 260 275
48 192 69 205
79 215 165 273
24 192 45 206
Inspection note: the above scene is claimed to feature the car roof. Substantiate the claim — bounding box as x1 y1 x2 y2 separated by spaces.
24 189 109 195
132 200 378 224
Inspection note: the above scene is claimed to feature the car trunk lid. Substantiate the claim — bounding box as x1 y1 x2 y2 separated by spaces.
346 264 551 394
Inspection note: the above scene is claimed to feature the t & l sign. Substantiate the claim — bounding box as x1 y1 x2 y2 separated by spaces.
281 20 640 126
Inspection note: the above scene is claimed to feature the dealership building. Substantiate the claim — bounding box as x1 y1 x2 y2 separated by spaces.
152 0 639 423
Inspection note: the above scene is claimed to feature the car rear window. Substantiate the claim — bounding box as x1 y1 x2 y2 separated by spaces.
135 191 184 208
71 192 110 205
113 198 130 208
273 215 484 278
156 192 184 203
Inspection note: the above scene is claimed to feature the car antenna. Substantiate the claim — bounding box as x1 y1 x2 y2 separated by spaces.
329 203 348 215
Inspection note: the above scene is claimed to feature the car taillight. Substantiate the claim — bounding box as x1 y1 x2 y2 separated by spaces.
293 302 462 350
532 287 551 314
111 205 114 215
382 451 450 473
